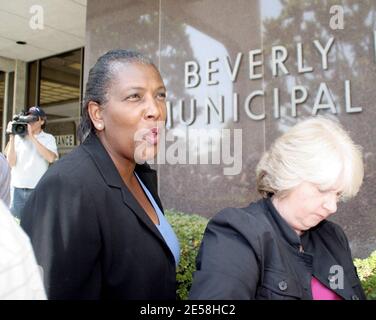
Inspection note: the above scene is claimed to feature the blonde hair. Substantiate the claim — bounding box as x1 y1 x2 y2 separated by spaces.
256 117 364 201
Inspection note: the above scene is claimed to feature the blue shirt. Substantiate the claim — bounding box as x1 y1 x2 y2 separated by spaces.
135 173 180 266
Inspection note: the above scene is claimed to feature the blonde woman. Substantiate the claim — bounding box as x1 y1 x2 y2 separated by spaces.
190 117 366 300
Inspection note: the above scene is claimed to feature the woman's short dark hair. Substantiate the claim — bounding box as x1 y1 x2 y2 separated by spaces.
78 49 154 142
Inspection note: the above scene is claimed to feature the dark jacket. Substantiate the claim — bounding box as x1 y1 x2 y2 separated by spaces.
21 133 176 300
189 198 366 300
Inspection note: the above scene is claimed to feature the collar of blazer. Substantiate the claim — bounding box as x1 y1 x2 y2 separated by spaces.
81 133 171 253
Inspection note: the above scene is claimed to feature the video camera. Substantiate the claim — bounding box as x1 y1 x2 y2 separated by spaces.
11 112 39 137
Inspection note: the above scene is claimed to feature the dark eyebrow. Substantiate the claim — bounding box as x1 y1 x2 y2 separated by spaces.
123 86 166 91
124 86 144 91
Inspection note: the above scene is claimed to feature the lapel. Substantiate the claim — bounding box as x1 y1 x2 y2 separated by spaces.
81 133 166 246
311 230 356 300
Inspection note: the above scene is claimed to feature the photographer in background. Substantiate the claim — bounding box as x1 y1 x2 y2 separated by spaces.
5 106 58 220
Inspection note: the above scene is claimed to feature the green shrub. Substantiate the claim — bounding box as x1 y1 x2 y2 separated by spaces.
165 210 208 300
354 251 376 300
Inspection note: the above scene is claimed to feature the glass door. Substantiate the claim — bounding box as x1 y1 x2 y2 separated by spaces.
38 49 83 158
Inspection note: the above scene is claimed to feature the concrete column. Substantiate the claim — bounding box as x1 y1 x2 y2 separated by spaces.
13 59 27 114
1 72 10 152
0 57 15 152
0 57 14 72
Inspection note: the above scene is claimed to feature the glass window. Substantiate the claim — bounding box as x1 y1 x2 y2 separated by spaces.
27 61 39 107
39 48 83 157
0 71 14 152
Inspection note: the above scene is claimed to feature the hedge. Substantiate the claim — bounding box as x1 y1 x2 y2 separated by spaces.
165 210 208 300
166 210 376 300
354 251 376 299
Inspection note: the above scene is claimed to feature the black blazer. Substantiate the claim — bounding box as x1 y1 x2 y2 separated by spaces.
189 198 366 300
21 133 176 300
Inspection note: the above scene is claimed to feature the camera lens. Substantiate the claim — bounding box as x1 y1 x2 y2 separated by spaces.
14 125 25 134
12 123 27 137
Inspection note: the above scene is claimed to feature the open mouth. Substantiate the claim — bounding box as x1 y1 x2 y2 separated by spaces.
144 127 160 145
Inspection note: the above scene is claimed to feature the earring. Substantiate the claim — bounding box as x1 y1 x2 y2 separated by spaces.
97 123 103 130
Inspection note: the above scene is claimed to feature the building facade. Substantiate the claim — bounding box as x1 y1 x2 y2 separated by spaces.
1 0 375 258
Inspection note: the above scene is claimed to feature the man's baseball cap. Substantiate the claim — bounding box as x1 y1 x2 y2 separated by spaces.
27 106 46 119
